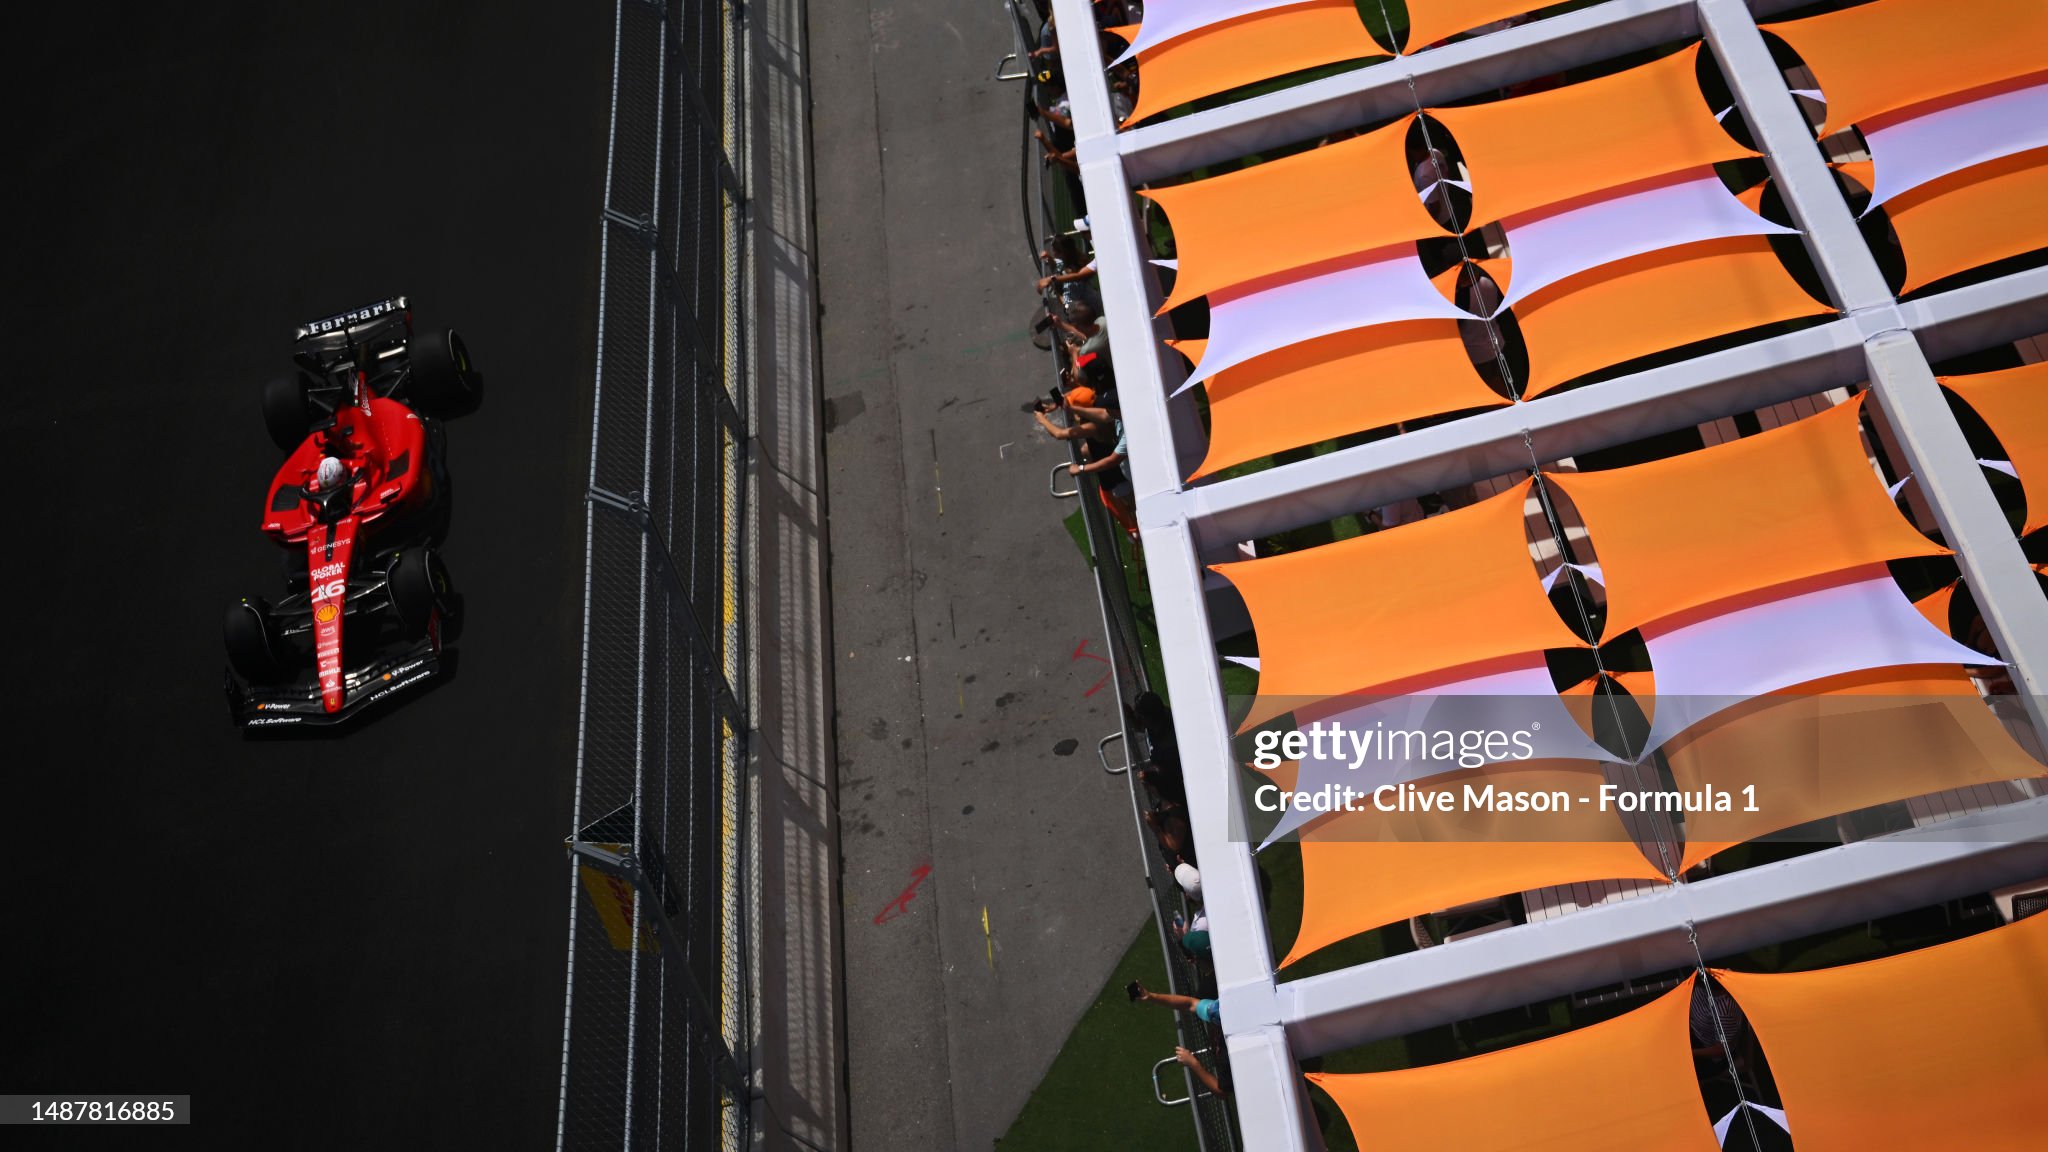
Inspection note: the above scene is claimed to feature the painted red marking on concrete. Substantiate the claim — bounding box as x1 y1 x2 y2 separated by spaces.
873 861 934 925
1073 638 1114 697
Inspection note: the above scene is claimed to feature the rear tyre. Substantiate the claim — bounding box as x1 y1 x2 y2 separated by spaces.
225 598 288 683
408 328 481 418
262 374 312 451
387 547 453 638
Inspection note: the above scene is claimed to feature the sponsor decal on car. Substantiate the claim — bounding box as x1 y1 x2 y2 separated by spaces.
299 297 404 336
248 716 304 726
364 667 433 706
315 603 340 624
311 562 346 580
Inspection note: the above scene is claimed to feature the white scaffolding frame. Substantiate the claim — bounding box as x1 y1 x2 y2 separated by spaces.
1048 0 2048 1145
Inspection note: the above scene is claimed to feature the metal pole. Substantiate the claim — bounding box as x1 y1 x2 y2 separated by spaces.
570 840 750 1094
1700 0 2048 743
589 487 747 727
1862 332 2048 741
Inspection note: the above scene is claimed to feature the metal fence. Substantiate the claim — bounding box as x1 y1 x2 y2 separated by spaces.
558 0 750 1149
1064 445 1243 1152
1002 2 1240 1147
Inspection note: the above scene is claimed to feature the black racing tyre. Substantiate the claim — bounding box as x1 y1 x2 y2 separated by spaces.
387 547 453 637
224 597 287 683
262 373 312 451
408 328 481 418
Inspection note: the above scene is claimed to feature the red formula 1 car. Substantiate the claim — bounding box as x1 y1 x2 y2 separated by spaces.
224 296 482 728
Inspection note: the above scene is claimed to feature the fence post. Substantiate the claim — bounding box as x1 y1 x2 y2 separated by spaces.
589 486 748 729
634 0 745 199
607 200 750 446
568 837 749 1094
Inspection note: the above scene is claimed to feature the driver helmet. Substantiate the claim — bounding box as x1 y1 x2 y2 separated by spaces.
316 456 348 491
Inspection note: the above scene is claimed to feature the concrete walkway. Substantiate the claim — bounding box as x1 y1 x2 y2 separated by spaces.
808 1 1153 1148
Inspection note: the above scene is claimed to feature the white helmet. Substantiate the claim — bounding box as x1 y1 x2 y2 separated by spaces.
316 456 348 491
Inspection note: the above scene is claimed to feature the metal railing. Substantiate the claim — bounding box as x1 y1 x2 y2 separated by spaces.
1063 413 1242 1152
558 0 751 1149
1003 2 1240 1147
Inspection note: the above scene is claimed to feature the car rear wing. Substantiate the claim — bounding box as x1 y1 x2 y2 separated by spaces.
295 295 409 341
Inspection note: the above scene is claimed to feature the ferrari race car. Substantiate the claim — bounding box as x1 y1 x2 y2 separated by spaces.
224 296 482 728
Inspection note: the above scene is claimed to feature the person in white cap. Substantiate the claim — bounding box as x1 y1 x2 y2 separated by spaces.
1174 861 1202 904
316 456 349 492
308 455 354 520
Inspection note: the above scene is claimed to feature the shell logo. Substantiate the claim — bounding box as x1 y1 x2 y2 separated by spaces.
315 603 340 624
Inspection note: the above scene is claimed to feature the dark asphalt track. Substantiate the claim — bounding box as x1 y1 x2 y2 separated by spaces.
8 5 610 1144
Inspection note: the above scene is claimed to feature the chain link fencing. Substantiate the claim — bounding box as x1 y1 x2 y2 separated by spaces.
1003 1 1241 1146
558 0 751 1149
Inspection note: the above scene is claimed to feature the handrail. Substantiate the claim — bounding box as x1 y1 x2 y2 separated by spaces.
1098 731 1132 775
1049 461 1081 498
1152 1054 1197 1107
1153 1047 1218 1106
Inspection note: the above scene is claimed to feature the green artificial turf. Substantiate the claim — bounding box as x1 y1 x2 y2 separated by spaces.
996 918 1195 1151
1113 530 1172 702
1062 506 1093 567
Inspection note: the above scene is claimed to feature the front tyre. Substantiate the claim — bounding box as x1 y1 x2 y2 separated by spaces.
262 373 312 451
224 598 288 683
387 548 453 638
408 328 481 418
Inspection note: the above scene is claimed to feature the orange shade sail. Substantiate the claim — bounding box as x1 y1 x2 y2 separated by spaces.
1308 979 1717 1151
1886 147 2048 294
1514 235 1833 397
1945 360 2048 534
1559 670 1659 742
1430 255 1511 307
1405 1 1550 54
1142 115 1443 310
1548 395 1949 637
1716 912 2048 1152
1913 582 1958 636
1663 666 2045 871
1288 761 1665 966
1433 45 1756 228
1180 323 1505 480
1121 2 1387 127
1763 0 2048 134
1213 479 1583 730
